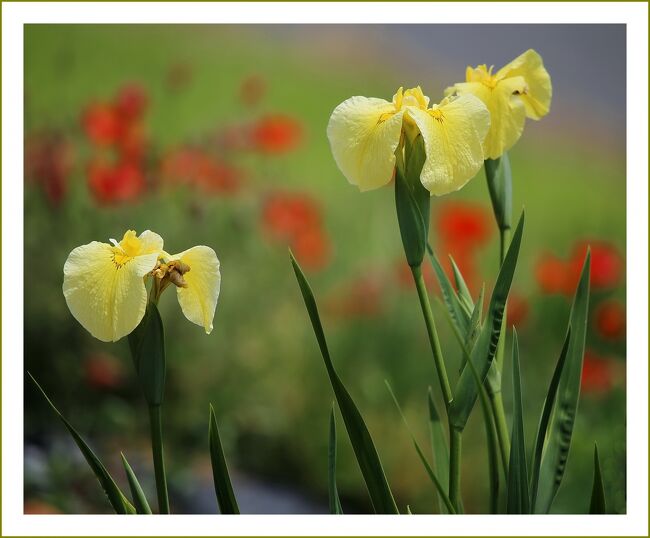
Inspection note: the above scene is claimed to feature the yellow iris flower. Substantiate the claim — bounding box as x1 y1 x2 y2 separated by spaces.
63 230 220 342
447 49 552 159
327 86 490 196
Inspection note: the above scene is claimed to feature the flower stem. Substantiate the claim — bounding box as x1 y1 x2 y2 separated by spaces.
148 404 170 514
491 226 511 469
410 265 453 408
449 426 463 512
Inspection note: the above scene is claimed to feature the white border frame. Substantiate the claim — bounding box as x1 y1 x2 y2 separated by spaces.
3 2 648 536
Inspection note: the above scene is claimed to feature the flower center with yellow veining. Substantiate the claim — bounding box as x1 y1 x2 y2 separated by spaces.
111 230 143 267
428 107 445 123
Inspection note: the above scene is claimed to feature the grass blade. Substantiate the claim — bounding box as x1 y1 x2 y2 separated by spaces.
449 256 474 314
28 373 134 514
209 404 240 514
328 406 344 514
120 453 152 514
427 388 449 513
529 327 571 508
291 252 398 514
449 211 524 431
589 444 607 514
385 381 455 514
535 252 591 513
506 330 529 513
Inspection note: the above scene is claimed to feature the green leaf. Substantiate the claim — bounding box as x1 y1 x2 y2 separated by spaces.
449 256 474 314
449 211 525 431
385 381 455 514
427 247 471 337
120 453 152 514
209 404 240 514
28 373 134 514
427 388 449 513
328 406 344 514
529 327 571 508
506 330 529 513
589 444 607 514
128 303 166 406
535 252 591 513
291 252 398 514
484 154 512 232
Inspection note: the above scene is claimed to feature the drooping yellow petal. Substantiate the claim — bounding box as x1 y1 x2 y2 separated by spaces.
63 240 160 342
169 246 221 334
326 96 405 191
407 94 490 196
452 78 526 160
496 49 552 120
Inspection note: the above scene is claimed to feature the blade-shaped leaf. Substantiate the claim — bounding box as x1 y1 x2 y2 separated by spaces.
328 406 344 514
121 453 152 514
449 211 525 431
209 404 240 514
449 256 474 315
385 381 455 514
535 252 591 513
427 245 470 336
589 444 607 514
507 330 529 513
529 327 571 507
291 252 398 514
28 373 134 514
427 388 449 513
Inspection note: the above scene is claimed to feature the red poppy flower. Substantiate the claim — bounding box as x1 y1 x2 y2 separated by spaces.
24 132 74 207
595 299 626 340
251 114 303 154
535 253 571 294
240 74 267 108
159 147 243 194
114 83 148 122
81 102 123 146
581 350 615 394
507 291 529 328
87 159 146 205
84 352 125 390
117 122 148 162
291 226 330 271
437 201 492 250
570 241 623 290
261 192 321 241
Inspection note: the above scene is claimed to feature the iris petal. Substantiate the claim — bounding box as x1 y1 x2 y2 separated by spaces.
171 246 221 334
327 96 405 191
407 94 490 196
496 49 552 120
63 241 160 342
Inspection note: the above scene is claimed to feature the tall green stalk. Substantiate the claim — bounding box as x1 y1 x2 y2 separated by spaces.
148 404 170 514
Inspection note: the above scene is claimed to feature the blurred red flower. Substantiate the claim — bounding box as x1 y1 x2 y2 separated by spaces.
535 241 624 295
84 352 125 390
292 226 330 271
507 291 529 328
159 147 243 195
24 131 74 207
570 241 623 290
24 500 61 514
325 275 383 318
535 253 571 294
251 114 303 154
595 299 626 341
437 201 492 250
581 350 615 394
239 74 267 108
87 159 146 205
261 192 330 270
114 83 148 122
81 102 123 146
